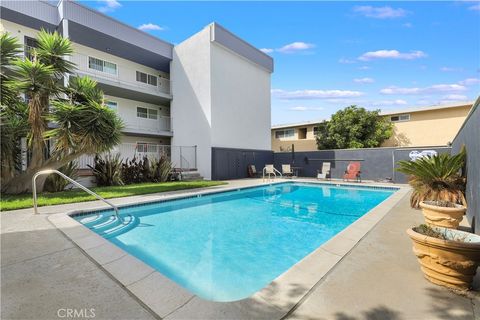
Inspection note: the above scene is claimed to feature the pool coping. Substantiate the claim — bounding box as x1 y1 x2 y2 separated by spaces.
47 180 410 319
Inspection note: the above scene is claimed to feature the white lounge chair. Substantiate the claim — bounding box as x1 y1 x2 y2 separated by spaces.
263 164 282 181
282 164 294 178
317 162 331 180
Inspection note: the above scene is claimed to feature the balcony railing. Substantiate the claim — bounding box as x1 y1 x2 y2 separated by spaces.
69 52 170 96
123 115 171 135
76 144 197 171
20 46 171 96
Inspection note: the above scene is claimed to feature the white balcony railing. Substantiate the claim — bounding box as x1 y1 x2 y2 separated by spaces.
21 46 170 96
69 52 170 96
123 115 171 134
76 144 197 171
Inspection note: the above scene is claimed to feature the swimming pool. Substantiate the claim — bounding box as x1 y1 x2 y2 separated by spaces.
74 182 396 302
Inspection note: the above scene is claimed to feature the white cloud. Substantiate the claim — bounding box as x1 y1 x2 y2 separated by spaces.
288 106 325 111
442 94 469 101
380 84 467 95
138 23 165 31
359 50 427 61
469 4 480 10
459 78 480 85
97 0 121 13
260 48 274 54
272 89 364 100
373 99 408 106
339 58 356 64
440 66 463 72
353 6 408 19
277 42 315 53
358 66 371 70
260 42 315 54
403 22 413 28
353 77 375 84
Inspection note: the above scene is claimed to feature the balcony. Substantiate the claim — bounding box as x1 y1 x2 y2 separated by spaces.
70 53 171 104
123 115 172 137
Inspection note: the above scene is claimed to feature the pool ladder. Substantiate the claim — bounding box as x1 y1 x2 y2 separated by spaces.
32 169 124 223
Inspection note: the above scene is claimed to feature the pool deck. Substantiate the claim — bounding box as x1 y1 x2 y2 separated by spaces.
1 178 479 320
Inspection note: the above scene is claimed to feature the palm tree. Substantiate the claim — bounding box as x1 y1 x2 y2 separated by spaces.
396 150 466 208
1 30 123 193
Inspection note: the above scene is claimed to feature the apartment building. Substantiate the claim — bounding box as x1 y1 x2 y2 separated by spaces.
380 103 472 147
271 120 321 152
271 102 473 151
0 0 273 180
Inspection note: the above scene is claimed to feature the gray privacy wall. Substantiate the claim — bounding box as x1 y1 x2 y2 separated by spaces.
451 99 480 233
211 147 274 180
273 147 451 183
211 146 451 183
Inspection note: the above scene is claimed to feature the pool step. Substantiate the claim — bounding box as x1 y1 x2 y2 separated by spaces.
81 214 138 238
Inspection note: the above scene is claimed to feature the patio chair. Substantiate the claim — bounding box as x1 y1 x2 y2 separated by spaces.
263 164 281 181
282 164 294 178
317 162 331 180
343 162 362 182
247 164 260 178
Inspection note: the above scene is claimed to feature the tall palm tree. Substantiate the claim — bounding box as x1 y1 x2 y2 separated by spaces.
1 30 123 193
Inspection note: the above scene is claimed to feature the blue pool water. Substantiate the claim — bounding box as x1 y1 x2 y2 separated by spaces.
74 182 395 301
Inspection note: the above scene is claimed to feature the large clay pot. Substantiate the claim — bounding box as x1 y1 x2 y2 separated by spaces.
420 201 466 229
407 227 480 290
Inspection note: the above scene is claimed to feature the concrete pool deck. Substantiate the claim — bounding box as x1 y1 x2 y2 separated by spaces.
1 178 479 320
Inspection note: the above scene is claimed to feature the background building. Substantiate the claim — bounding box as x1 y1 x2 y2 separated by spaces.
271 102 472 152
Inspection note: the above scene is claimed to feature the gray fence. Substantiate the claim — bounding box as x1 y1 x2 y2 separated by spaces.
273 146 451 183
211 147 274 180
451 98 479 233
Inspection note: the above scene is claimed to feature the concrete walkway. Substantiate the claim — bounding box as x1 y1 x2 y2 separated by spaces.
1 179 479 320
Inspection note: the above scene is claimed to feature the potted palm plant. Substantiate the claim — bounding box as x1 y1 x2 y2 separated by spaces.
397 150 467 228
407 224 480 290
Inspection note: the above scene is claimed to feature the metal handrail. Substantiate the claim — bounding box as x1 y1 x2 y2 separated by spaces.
263 166 283 182
32 169 123 222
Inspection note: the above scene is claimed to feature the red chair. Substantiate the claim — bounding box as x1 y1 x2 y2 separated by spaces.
343 162 362 182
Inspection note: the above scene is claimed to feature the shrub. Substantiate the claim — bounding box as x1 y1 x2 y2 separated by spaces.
396 150 466 208
150 155 172 182
88 153 123 186
44 161 79 192
121 157 150 184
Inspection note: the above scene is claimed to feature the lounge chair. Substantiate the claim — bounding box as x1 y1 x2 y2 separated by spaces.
343 162 361 182
248 164 260 178
263 164 281 181
282 164 294 178
317 162 331 180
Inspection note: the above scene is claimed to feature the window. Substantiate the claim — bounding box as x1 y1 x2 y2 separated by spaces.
24 36 38 60
298 128 307 139
88 57 117 75
313 127 319 135
390 114 410 122
137 142 158 153
105 100 117 111
136 71 158 86
275 129 295 139
137 107 158 120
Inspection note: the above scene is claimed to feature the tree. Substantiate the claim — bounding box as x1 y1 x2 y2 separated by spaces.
316 105 393 150
1 31 123 194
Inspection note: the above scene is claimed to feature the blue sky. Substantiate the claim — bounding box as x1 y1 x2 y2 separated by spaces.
82 1 480 125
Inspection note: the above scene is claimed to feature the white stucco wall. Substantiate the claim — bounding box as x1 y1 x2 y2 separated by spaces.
171 24 272 179
1 20 41 45
210 43 271 150
171 27 213 179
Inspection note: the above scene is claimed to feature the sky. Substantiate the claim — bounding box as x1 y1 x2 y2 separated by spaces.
81 1 480 125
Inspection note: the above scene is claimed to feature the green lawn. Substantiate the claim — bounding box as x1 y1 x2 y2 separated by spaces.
1 180 226 211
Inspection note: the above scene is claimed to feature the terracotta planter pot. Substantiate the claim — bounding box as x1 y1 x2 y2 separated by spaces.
407 227 480 290
419 201 466 229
